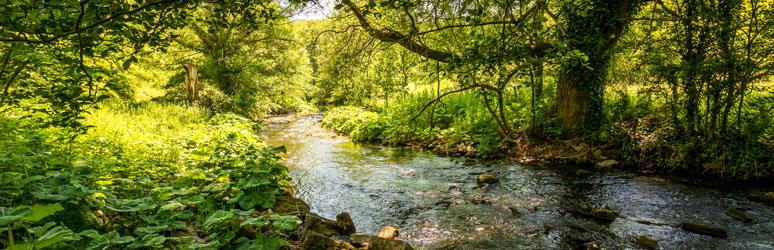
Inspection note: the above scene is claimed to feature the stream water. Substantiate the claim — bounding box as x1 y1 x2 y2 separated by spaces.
261 114 774 249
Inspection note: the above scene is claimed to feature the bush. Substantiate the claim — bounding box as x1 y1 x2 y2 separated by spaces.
0 102 298 249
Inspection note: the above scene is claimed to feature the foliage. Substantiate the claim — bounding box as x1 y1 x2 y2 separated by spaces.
0 103 298 249
168 3 316 118
311 0 772 178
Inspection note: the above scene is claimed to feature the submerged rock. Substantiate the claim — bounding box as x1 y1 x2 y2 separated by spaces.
680 221 728 238
635 235 659 250
726 208 753 223
476 173 499 186
583 241 604 250
749 192 774 206
369 236 414 250
378 226 400 239
575 169 593 176
336 212 357 235
595 159 619 169
590 208 619 223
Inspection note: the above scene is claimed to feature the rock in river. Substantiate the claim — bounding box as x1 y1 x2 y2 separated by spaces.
591 208 619 223
476 173 499 186
726 208 753 223
680 221 728 238
336 212 357 235
635 235 659 250
369 236 414 250
378 226 400 239
303 231 340 250
595 159 619 169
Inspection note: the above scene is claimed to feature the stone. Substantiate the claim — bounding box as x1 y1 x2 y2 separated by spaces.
748 192 774 206
635 235 659 250
476 173 499 186
575 169 593 175
680 221 728 238
726 208 753 223
368 236 414 250
336 241 358 250
349 234 371 248
583 241 603 250
272 195 310 215
336 212 357 235
595 159 619 169
378 226 400 239
302 231 338 250
591 208 619 223
305 214 340 237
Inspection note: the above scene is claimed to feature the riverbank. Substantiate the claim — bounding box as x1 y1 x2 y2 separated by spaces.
320 106 774 186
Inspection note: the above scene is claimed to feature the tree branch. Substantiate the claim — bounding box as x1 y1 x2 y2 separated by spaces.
341 0 456 62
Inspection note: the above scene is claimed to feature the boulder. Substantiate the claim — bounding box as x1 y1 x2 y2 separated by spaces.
726 208 753 223
635 235 659 250
272 195 311 215
476 173 499 186
305 214 340 237
349 234 371 248
378 226 400 239
302 231 338 250
368 236 414 250
336 212 357 235
595 159 619 169
680 221 728 238
590 208 619 223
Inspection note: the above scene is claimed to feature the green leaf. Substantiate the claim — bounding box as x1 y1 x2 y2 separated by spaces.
21 203 64 222
203 210 236 228
269 215 300 232
105 197 157 212
239 216 268 228
82 230 135 250
235 234 285 250
241 176 271 189
159 201 185 212
33 226 80 249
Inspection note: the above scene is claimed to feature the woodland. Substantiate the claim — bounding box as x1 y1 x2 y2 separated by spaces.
0 0 772 249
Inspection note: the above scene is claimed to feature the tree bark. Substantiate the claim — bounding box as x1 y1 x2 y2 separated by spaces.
555 0 641 133
183 64 199 103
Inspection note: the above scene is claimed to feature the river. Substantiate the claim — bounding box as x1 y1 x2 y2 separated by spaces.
261 114 774 249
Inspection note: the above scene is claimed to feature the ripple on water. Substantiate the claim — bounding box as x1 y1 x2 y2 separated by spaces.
261 115 774 250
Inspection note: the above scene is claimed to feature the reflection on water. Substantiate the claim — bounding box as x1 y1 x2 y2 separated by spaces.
261 114 774 249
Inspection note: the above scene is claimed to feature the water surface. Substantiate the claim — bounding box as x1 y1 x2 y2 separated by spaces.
261 115 774 249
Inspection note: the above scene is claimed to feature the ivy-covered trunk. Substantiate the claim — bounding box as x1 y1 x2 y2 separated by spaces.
556 0 641 133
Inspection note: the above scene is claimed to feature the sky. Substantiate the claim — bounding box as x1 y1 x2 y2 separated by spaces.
290 0 335 21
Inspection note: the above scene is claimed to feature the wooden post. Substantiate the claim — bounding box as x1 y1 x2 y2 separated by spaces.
183 64 198 102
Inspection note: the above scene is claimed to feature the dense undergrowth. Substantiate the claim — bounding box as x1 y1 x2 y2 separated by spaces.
0 102 300 249
321 89 773 179
322 91 511 159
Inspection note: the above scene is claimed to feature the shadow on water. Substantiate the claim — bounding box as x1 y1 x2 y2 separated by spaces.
261 114 774 249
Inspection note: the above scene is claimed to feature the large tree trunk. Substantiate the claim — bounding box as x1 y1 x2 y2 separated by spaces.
556 0 641 133
557 61 606 132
